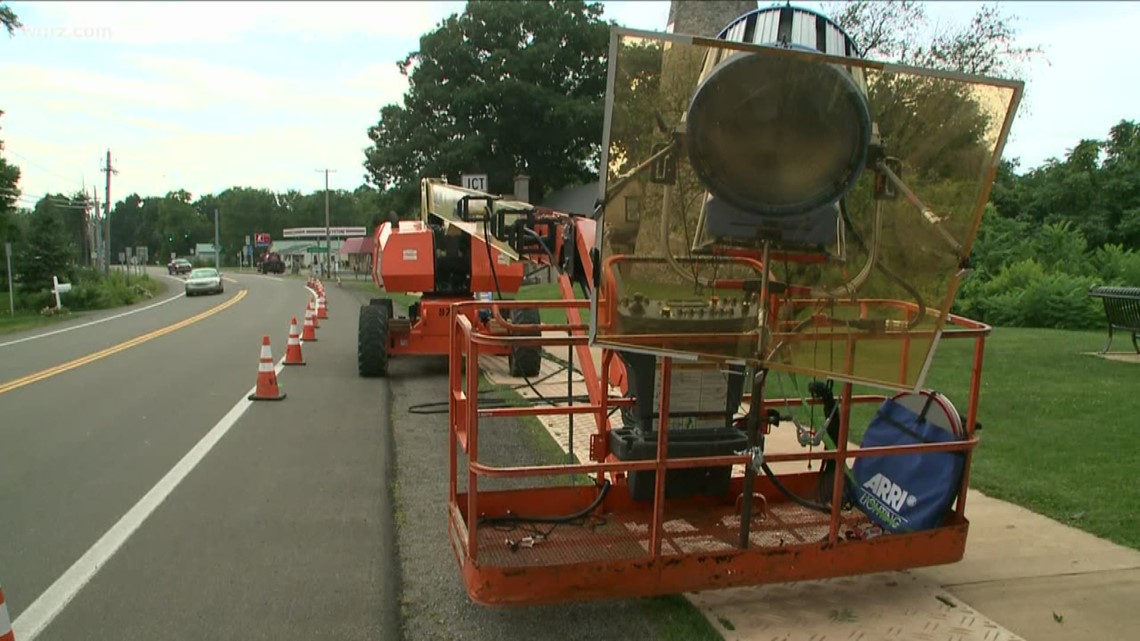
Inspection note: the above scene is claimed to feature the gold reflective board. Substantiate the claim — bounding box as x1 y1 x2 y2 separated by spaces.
591 28 1022 391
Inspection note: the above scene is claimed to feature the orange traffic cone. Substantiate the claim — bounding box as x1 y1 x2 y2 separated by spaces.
284 316 306 366
0 583 13 641
316 295 328 320
248 335 286 401
307 300 320 328
301 307 318 342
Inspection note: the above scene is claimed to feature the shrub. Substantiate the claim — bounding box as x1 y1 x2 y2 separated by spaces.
963 259 1103 329
1090 244 1140 286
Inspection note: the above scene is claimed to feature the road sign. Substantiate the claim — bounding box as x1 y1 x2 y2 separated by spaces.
282 227 366 239
118 252 126 264
461 173 488 192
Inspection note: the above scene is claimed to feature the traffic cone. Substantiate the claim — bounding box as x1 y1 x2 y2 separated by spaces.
284 316 306 366
0 583 13 641
248 336 285 401
316 295 328 320
301 307 318 342
307 300 320 328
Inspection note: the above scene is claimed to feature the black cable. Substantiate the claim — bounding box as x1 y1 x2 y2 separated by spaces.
522 226 557 271
481 214 580 410
479 480 612 526
760 461 834 515
839 200 927 328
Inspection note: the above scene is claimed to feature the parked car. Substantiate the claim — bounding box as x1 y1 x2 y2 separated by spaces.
168 258 193 275
185 267 224 296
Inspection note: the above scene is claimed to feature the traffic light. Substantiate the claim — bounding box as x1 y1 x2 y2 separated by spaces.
167 235 173 242
183 232 189 239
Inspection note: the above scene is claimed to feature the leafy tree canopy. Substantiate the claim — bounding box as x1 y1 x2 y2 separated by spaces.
1 110 22 245
363 0 611 213
1 3 20 37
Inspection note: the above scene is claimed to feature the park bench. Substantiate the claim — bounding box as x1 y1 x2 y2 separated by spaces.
1088 285 1140 353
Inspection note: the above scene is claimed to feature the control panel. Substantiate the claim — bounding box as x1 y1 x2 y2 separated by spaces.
614 292 758 335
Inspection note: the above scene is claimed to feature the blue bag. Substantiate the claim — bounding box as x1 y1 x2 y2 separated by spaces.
850 397 966 533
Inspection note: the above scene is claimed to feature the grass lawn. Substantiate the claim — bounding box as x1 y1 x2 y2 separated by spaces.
846 327 1140 550
0 310 83 337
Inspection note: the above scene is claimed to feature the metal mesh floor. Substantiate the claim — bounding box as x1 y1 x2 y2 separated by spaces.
472 501 874 568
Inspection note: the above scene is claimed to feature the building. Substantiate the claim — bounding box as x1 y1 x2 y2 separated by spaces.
268 239 346 273
339 236 377 278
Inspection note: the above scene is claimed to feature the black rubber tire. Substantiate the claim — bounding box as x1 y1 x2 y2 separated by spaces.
508 307 542 378
358 304 390 377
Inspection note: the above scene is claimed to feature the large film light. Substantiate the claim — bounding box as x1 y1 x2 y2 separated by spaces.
687 6 872 218
592 4 1023 390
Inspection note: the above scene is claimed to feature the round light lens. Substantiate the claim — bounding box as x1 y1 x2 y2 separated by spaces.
686 51 872 217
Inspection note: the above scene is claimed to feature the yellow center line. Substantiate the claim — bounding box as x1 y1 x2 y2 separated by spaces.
0 289 249 396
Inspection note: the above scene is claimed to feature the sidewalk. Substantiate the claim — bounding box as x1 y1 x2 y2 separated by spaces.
479 338 1140 641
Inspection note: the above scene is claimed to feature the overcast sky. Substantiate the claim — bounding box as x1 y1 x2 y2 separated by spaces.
2 1 1136 206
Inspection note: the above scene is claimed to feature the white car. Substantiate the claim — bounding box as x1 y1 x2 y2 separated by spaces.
185 267 224 296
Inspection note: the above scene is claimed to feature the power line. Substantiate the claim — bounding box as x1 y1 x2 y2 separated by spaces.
5 149 87 187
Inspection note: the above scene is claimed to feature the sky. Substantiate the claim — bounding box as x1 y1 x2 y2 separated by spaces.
2 1 1137 208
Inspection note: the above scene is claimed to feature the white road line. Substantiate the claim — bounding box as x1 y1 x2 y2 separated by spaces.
10 357 287 641
0 288 187 349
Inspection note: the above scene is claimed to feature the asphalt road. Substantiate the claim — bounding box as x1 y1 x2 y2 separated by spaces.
1 270 666 641
340 287 661 641
0 268 397 640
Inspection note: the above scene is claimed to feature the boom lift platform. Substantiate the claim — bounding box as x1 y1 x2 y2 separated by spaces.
359 4 1023 607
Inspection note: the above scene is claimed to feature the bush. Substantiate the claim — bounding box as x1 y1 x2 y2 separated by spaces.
1090 244 1140 286
19 270 166 312
962 259 1103 329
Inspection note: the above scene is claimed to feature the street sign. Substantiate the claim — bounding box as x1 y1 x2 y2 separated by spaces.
461 173 488 192
282 227 366 239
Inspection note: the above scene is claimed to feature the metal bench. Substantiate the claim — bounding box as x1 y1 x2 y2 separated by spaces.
1089 286 1140 353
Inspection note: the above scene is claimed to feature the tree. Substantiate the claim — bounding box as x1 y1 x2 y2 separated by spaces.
1 111 21 245
825 1 1042 77
363 0 611 211
17 203 73 293
1 3 20 37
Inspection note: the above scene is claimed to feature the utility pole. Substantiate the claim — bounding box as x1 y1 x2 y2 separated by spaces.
214 207 221 271
92 188 101 270
101 150 118 276
316 169 336 277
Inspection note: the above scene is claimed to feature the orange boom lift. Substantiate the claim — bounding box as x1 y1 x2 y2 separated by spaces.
358 4 1023 607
